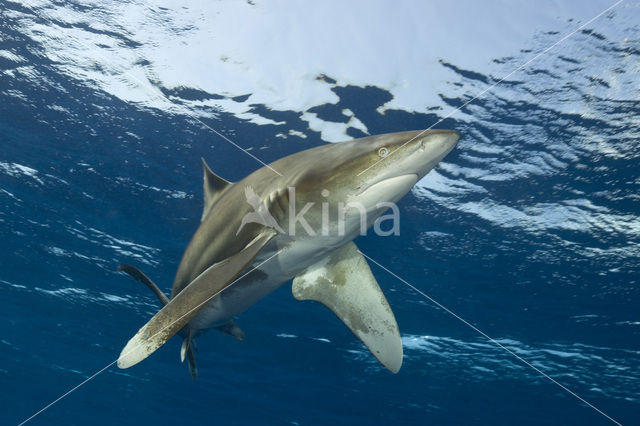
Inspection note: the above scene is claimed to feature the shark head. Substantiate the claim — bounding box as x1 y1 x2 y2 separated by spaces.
346 129 460 204
277 129 459 239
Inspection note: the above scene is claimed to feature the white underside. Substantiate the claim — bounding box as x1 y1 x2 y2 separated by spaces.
189 234 343 330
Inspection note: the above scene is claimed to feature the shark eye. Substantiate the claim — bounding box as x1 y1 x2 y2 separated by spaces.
378 147 389 158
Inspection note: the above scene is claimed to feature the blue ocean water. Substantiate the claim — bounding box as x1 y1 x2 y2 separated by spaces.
1 1 639 425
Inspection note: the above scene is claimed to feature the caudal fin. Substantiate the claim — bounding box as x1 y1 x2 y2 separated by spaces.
186 344 198 379
118 264 170 305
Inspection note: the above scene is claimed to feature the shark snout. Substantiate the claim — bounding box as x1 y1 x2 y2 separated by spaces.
416 130 459 170
420 130 459 158
443 130 460 153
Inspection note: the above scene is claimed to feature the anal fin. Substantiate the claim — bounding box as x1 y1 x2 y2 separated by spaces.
215 321 245 340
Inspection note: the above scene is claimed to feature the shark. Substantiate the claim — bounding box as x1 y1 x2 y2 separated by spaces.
117 129 459 378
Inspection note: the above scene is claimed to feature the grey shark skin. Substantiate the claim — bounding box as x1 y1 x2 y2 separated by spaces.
118 129 459 376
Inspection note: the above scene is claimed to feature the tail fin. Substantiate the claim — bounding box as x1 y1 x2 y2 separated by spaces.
118 264 169 305
118 263 198 379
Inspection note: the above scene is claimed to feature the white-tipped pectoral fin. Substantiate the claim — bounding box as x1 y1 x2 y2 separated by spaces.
292 242 403 373
118 229 276 369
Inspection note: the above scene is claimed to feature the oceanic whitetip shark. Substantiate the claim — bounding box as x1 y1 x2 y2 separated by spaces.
118 129 459 378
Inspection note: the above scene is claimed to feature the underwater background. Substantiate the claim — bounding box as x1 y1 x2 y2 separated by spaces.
1 1 639 425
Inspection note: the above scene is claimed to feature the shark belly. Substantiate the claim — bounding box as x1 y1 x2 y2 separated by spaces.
189 235 345 331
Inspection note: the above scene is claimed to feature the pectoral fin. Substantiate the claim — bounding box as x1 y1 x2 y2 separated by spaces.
292 242 403 373
118 229 276 369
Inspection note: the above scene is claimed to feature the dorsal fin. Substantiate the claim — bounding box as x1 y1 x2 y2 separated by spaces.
202 158 232 221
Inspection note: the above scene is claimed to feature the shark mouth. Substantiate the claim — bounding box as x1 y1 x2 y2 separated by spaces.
354 174 419 207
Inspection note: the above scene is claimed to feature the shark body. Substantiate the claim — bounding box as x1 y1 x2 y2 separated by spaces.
118 129 459 377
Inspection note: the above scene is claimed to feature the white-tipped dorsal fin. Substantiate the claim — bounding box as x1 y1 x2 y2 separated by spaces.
292 242 403 373
202 158 232 221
